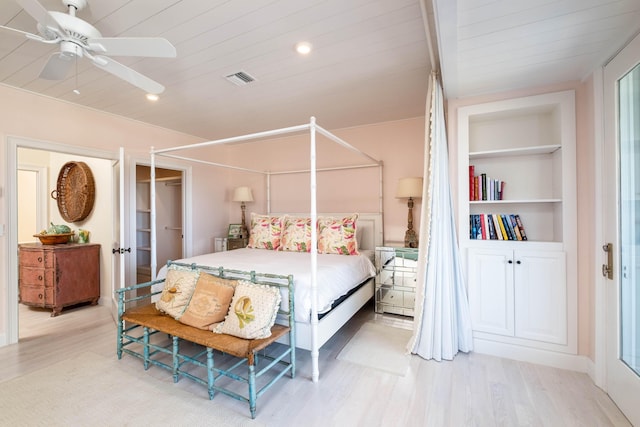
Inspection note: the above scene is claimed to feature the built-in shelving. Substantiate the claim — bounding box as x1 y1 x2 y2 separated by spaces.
457 90 578 362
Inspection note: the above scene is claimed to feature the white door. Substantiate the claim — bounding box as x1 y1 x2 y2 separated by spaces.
514 250 566 345
467 248 514 336
603 33 640 425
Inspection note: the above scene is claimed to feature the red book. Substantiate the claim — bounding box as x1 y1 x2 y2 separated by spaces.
480 214 487 239
469 165 475 200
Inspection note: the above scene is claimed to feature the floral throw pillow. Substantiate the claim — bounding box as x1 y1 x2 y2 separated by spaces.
214 281 282 339
318 214 359 255
155 265 200 319
280 216 312 252
247 213 282 250
178 273 237 330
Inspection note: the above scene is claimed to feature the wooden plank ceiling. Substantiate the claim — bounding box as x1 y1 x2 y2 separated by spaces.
0 0 430 139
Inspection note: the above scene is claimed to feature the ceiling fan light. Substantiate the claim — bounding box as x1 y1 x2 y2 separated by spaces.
295 41 312 55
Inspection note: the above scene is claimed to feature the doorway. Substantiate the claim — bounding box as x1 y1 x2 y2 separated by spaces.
135 165 184 282
6 139 191 346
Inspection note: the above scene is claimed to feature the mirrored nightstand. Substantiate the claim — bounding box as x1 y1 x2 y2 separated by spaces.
374 246 418 317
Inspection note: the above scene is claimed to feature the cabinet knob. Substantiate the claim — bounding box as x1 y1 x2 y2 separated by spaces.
38 293 43 300
508 260 513 264
37 256 42 262
38 275 43 281
516 260 521 265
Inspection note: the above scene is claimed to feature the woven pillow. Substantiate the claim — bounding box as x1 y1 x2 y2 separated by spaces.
279 216 312 252
179 273 237 330
318 213 359 255
155 266 200 319
247 213 282 250
215 280 282 339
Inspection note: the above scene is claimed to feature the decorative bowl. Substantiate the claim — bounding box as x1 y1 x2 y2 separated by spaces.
33 232 74 245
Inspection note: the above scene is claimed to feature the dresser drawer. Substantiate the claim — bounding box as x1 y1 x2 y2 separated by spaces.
20 267 54 287
19 285 54 307
19 249 54 268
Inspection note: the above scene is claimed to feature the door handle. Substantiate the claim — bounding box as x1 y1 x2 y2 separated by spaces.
602 243 613 280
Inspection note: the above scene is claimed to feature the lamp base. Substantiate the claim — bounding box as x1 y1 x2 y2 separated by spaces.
404 229 418 248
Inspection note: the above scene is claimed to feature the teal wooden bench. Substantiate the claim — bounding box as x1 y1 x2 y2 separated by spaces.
116 262 296 419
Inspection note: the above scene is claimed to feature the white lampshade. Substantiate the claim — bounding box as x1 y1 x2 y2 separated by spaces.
232 186 254 202
395 177 423 199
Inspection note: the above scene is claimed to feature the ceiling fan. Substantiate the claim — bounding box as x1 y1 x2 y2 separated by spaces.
0 0 177 94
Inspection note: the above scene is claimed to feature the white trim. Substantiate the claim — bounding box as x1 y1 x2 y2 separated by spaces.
473 339 591 373
592 66 607 389
5 136 116 346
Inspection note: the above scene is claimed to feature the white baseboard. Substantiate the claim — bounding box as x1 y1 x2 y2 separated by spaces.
473 338 590 373
0 332 6 348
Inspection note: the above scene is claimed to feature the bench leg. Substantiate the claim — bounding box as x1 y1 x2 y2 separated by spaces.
116 321 123 360
172 336 179 383
143 327 150 370
206 348 215 400
249 362 256 419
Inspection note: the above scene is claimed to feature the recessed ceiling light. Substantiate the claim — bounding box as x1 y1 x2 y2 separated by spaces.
295 41 312 55
146 94 159 101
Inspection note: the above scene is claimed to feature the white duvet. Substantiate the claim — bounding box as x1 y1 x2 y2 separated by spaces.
155 248 376 324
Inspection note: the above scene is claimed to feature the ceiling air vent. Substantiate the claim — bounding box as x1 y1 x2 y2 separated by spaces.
224 71 256 86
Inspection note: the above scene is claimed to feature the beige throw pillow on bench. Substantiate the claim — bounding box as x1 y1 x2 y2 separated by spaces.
179 273 237 330
155 265 200 319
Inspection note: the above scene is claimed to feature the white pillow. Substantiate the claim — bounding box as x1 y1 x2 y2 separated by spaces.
215 280 281 339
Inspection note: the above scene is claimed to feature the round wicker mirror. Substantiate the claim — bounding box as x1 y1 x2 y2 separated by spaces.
52 161 96 222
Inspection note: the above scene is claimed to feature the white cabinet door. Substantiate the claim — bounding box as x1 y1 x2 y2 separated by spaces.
468 248 515 336
514 250 567 345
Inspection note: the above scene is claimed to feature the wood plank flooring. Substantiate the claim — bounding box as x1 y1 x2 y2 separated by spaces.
0 301 631 426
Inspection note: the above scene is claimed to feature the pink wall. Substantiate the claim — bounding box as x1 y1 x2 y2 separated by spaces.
223 118 427 245
447 80 595 359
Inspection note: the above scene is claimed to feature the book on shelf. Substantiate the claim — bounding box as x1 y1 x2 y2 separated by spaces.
469 165 475 200
514 214 528 240
468 166 505 201
469 213 528 241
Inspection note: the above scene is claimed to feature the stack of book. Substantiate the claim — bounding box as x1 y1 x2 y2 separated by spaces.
469 214 528 241
469 165 504 201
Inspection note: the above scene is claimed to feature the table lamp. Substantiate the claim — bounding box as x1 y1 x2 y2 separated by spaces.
396 177 423 248
232 186 254 238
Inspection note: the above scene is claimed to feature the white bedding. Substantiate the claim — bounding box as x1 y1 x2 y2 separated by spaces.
155 248 376 324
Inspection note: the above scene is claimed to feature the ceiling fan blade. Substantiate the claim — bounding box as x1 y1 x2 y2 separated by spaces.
88 37 176 58
0 24 43 40
17 0 61 34
40 52 73 80
92 55 165 94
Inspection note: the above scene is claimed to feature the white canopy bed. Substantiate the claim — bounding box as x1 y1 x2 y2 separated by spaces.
148 117 383 382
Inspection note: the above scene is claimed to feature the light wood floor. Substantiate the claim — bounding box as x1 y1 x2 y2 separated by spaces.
1 301 631 426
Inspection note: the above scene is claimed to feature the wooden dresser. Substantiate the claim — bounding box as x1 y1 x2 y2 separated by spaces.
18 243 101 316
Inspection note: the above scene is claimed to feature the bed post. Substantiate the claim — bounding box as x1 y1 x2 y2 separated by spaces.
150 148 157 280
309 116 319 383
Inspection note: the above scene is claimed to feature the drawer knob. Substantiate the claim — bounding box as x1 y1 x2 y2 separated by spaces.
38 293 43 300
37 256 42 262
38 275 43 281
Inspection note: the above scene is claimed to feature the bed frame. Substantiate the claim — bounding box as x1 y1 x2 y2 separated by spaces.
279 212 382 351
149 117 383 382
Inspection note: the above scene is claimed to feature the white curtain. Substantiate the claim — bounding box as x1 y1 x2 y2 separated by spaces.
407 72 474 361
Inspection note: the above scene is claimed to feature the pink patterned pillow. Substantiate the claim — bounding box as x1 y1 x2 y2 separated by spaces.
318 214 359 255
247 214 282 250
280 216 312 252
